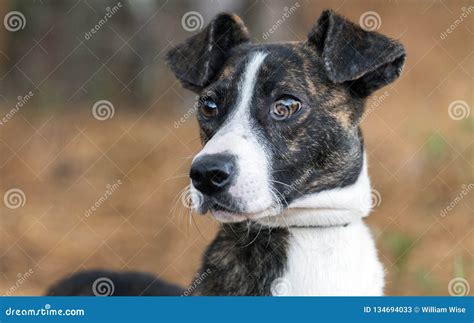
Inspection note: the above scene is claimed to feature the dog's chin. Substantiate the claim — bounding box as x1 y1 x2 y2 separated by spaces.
194 195 280 223
210 206 280 223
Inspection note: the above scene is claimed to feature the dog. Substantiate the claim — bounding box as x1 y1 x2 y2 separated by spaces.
46 10 405 296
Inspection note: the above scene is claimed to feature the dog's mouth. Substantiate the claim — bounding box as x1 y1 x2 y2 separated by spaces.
207 198 246 220
211 202 237 214
190 184 281 223
197 195 242 214
205 199 280 223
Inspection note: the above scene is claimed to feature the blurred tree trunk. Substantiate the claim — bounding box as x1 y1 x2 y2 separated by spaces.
0 1 12 82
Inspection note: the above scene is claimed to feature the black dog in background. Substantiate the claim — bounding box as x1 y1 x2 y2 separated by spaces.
46 270 182 296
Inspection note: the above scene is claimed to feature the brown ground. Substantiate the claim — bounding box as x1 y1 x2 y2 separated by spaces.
0 0 472 296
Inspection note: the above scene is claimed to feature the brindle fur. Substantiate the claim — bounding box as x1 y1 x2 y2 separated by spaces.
46 10 405 296
192 222 289 296
165 10 404 296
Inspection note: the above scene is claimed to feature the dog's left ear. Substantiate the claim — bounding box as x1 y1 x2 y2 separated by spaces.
166 13 250 92
308 10 405 97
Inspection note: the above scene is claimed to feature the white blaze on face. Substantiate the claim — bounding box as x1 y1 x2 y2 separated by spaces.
192 52 273 217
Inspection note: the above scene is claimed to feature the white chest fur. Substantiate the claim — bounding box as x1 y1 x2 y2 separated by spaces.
273 220 384 296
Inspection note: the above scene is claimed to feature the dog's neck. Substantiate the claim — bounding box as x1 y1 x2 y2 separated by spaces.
193 215 383 296
192 157 382 296
256 154 372 228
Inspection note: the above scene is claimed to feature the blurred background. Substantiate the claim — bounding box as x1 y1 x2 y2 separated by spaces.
0 0 472 296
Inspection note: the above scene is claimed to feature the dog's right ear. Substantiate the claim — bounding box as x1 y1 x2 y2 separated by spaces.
165 13 250 92
308 10 405 97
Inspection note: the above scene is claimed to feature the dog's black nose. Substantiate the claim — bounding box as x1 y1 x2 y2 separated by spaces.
190 154 235 196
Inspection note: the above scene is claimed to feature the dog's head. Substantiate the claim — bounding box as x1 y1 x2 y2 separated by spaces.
166 11 405 225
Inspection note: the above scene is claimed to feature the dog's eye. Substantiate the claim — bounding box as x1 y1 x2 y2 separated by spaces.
200 99 219 119
271 97 302 120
